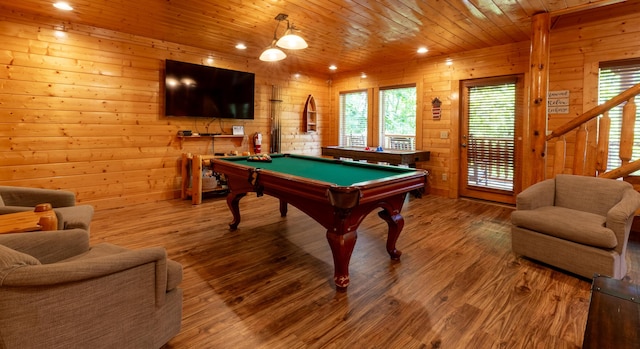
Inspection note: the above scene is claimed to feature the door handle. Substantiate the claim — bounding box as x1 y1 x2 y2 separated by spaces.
461 143 467 148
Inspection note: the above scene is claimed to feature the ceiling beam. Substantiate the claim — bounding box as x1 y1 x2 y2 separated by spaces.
550 0 628 17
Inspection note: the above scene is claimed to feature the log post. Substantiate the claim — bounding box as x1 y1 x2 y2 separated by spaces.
573 124 588 175
525 12 551 188
596 112 610 174
620 96 636 166
552 136 566 176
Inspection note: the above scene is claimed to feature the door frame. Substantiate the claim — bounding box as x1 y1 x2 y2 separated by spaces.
457 75 524 205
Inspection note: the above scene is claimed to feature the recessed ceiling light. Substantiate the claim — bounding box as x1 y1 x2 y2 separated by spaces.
417 47 428 54
445 58 453 66
360 73 367 79
235 43 247 50
329 65 337 71
53 2 74 11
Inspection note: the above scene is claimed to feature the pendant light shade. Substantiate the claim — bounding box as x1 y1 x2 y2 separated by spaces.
259 45 287 62
276 27 308 50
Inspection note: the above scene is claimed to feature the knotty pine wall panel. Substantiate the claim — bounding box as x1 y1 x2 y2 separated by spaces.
0 13 329 210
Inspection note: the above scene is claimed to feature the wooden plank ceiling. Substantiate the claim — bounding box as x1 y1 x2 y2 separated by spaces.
0 0 627 75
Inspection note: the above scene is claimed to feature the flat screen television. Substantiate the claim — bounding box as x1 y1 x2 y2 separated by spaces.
164 59 255 119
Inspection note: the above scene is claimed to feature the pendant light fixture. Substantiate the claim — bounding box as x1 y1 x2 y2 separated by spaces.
276 22 308 50
259 41 287 62
259 13 307 62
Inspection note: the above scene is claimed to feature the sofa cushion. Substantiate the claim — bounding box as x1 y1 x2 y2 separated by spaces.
554 174 630 216
0 244 41 285
511 206 617 249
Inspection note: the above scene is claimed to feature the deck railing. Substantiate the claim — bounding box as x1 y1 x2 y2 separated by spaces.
383 135 416 150
467 136 515 191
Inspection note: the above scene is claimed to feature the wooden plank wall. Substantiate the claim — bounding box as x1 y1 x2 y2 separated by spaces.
2 2 639 209
328 1 640 197
0 11 329 210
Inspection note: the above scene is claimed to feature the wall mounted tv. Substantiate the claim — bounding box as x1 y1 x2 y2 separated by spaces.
164 59 255 119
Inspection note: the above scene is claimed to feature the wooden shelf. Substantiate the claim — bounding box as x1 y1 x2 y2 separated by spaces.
303 94 317 134
213 134 245 138
177 134 247 148
181 153 228 205
177 134 245 139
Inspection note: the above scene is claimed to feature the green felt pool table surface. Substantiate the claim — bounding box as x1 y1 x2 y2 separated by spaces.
219 153 418 187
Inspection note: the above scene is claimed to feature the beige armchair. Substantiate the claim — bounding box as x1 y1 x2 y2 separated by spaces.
0 229 183 348
511 174 640 279
0 186 94 232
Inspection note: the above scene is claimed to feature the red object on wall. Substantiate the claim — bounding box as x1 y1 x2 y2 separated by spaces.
253 132 262 154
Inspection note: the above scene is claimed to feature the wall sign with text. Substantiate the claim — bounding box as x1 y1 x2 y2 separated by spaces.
548 90 569 114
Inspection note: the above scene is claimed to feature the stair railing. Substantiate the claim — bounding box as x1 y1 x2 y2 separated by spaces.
546 83 640 180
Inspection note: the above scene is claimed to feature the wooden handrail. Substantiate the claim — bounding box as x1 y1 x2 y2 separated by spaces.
599 160 640 179
547 82 640 140
546 82 639 181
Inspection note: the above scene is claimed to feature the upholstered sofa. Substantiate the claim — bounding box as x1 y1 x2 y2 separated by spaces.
0 229 183 348
511 174 640 279
0 186 94 232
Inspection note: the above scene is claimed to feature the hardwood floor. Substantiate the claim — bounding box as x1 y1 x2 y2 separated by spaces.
90 193 640 348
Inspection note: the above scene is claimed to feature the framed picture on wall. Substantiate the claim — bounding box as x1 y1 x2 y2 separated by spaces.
232 125 244 135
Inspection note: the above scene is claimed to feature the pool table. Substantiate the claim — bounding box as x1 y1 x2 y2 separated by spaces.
212 154 428 291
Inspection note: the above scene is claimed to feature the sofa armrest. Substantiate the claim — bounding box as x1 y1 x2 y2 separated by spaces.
1 245 174 306
516 178 556 210
0 229 90 264
0 186 76 208
55 205 94 231
607 189 640 244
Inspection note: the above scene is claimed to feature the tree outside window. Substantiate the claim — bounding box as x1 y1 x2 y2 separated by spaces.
339 91 368 147
379 86 416 150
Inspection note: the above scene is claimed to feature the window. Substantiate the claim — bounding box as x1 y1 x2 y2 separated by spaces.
598 60 640 174
339 91 368 147
379 86 416 150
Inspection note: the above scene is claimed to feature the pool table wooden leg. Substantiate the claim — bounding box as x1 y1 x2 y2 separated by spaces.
378 209 404 260
279 199 288 217
326 228 357 292
227 192 246 230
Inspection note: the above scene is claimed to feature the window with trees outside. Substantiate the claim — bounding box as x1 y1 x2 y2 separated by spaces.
339 91 368 147
379 86 416 150
598 60 640 174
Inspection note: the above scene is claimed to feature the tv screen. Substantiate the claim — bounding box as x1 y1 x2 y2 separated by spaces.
164 60 255 119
